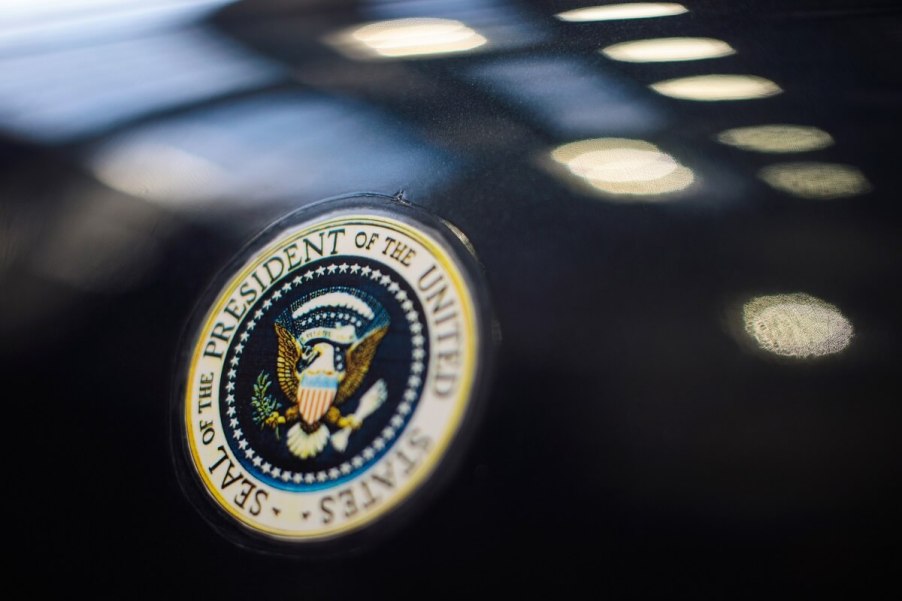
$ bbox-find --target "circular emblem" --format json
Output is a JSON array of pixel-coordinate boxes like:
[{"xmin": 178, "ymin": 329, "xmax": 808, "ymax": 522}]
[{"xmin": 175, "ymin": 197, "xmax": 489, "ymax": 545}]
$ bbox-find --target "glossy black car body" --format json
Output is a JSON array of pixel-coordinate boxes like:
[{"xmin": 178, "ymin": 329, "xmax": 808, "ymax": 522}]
[{"xmin": 4, "ymin": 0, "xmax": 900, "ymax": 596}]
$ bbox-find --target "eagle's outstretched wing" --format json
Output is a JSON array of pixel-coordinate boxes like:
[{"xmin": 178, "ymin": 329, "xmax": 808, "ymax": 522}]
[
  {"xmin": 336, "ymin": 326, "xmax": 388, "ymax": 404},
  {"xmin": 274, "ymin": 324, "xmax": 301, "ymax": 400}
]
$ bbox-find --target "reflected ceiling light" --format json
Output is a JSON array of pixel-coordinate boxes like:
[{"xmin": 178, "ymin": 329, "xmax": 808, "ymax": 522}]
[
  {"xmin": 758, "ymin": 162, "xmax": 871, "ymax": 199},
  {"xmin": 717, "ymin": 124, "xmax": 834, "ymax": 153},
  {"xmin": 550, "ymin": 138, "xmax": 694, "ymax": 199},
  {"xmin": 556, "ymin": 3, "xmax": 688, "ymax": 22},
  {"xmin": 602, "ymin": 37, "xmax": 735, "ymax": 62},
  {"xmin": 467, "ymin": 57, "xmax": 664, "ymax": 137},
  {"xmin": 650, "ymin": 74, "xmax": 781, "ymax": 101},
  {"xmin": 743, "ymin": 293, "xmax": 853, "ymax": 358},
  {"xmin": 0, "ymin": 0, "xmax": 237, "ymax": 54},
  {"xmin": 0, "ymin": 28, "xmax": 283, "ymax": 142},
  {"xmin": 87, "ymin": 92, "xmax": 452, "ymax": 209},
  {"xmin": 327, "ymin": 18, "xmax": 486, "ymax": 60},
  {"xmin": 91, "ymin": 142, "xmax": 231, "ymax": 205}
]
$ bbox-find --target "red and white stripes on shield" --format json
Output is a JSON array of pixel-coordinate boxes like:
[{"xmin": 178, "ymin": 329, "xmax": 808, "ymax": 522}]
[{"xmin": 296, "ymin": 378, "xmax": 338, "ymax": 425}]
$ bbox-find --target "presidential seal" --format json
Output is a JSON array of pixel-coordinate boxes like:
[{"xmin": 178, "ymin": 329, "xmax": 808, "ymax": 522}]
[{"xmin": 176, "ymin": 197, "xmax": 489, "ymax": 545}]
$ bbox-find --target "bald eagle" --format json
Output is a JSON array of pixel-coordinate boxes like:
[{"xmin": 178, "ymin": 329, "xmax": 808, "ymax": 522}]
[{"xmin": 267, "ymin": 323, "xmax": 387, "ymax": 459}]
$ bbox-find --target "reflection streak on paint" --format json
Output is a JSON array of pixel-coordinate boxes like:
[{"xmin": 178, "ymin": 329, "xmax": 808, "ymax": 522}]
[
  {"xmin": 92, "ymin": 143, "xmax": 231, "ymax": 204},
  {"xmin": 743, "ymin": 293, "xmax": 853, "ymax": 358},
  {"xmin": 602, "ymin": 37, "xmax": 735, "ymax": 63},
  {"xmin": 466, "ymin": 56, "xmax": 664, "ymax": 137},
  {"xmin": 717, "ymin": 125, "xmax": 835, "ymax": 153},
  {"xmin": 758, "ymin": 162, "xmax": 872, "ymax": 199},
  {"xmin": 87, "ymin": 92, "xmax": 453, "ymax": 209},
  {"xmin": 556, "ymin": 3, "xmax": 688, "ymax": 22},
  {"xmin": 550, "ymin": 138, "xmax": 694, "ymax": 199},
  {"xmin": 0, "ymin": 28, "xmax": 283, "ymax": 142},
  {"xmin": 650, "ymin": 74, "xmax": 782, "ymax": 101},
  {"xmin": 327, "ymin": 18, "xmax": 486, "ymax": 59},
  {"xmin": 0, "ymin": 0, "xmax": 237, "ymax": 54}
]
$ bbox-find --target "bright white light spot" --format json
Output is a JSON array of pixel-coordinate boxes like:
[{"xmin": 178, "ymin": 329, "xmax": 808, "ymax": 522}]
[
  {"xmin": 550, "ymin": 138, "xmax": 694, "ymax": 199},
  {"xmin": 327, "ymin": 18, "xmax": 486, "ymax": 60},
  {"xmin": 650, "ymin": 74, "xmax": 782, "ymax": 101},
  {"xmin": 556, "ymin": 3, "xmax": 688, "ymax": 22},
  {"xmin": 743, "ymin": 293, "xmax": 853, "ymax": 358},
  {"xmin": 568, "ymin": 148, "xmax": 679, "ymax": 182},
  {"xmin": 717, "ymin": 125, "xmax": 834, "ymax": 153},
  {"xmin": 602, "ymin": 37, "xmax": 734, "ymax": 63},
  {"xmin": 758, "ymin": 162, "xmax": 871, "ymax": 199}
]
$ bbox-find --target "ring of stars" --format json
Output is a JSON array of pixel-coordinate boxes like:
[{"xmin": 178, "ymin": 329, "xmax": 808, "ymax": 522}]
[{"xmin": 224, "ymin": 261, "xmax": 426, "ymax": 485}]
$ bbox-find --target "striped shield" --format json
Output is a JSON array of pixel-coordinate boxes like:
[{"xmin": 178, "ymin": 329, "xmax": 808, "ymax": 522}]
[{"xmin": 295, "ymin": 372, "xmax": 339, "ymax": 426}]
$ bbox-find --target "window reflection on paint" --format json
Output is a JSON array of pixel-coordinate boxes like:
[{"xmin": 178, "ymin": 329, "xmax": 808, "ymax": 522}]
[
  {"xmin": 0, "ymin": 28, "xmax": 283, "ymax": 142},
  {"xmin": 602, "ymin": 37, "xmax": 734, "ymax": 63},
  {"xmin": 758, "ymin": 162, "xmax": 871, "ymax": 199},
  {"xmin": 92, "ymin": 142, "xmax": 231, "ymax": 204},
  {"xmin": 326, "ymin": 18, "xmax": 487, "ymax": 60},
  {"xmin": 550, "ymin": 138, "xmax": 694, "ymax": 199},
  {"xmin": 743, "ymin": 293, "xmax": 853, "ymax": 358},
  {"xmin": 556, "ymin": 3, "xmax": 688, "ymax": 22},
  {"xmin": 650, "ymin": 74, "xmax": 782, "ymax": 101},
  {"xmin": 0, "ymin": 0, "xmax": 236, "ymax": 54},
  {"xmin": 467, "ymin": 56, "xmax": 664, "ymax": 137},
  {"xmin": 89, "ymin": 92, "xmax": 454, "ymax": 209},
  {"xmin": 717, "ymin": 125, "xmax": 834, "ymax": 153}
]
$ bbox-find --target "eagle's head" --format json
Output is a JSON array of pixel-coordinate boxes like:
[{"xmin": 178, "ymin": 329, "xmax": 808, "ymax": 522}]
[{"xmin": 298, "ymin": 340, "xmax": 343, "ymax": 378}]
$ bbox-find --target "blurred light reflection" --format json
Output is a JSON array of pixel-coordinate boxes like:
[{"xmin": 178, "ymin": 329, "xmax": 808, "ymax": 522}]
[
  {"xmin": 758, "ymin": 162, "xmax": 871, "ymax": 199},
  {"xmin": 0, "ymin": 0, "xmax": 236, "ymax": 55},
  {"xmin": 556, "ymin": 3, "xmax": 688, "ymax": 22},
  {"xmin": 717, "ymin": 125, "xmax": 834, "ymax": 153},
  {"xmin": 361, "ymin": 0, "xmax": 545, "ymax": 52},
  {"xmin": 602, "ymin": 37, "xmax": 735, "ymax": 63},
  {"xmin": 743, "ymin": 293, "xmax": 853, "ymax": 358},
  {"xmin": 93, "ymin": 144, "xmax": 231, "ymax": 204},
  {"xmin": 327, "ymin": 18, "xmax": 486, "ymax": 60},
  {"xmin": 88, "ymin": 92, "xmax": 453, "ymax": 209},
  {"xmin": 650, "ymin": 74, "xmax": 782, "ymax": 101},
  {"xmin": 468, "ymin": 57, "xmax": 664, "ymax": 137},
  {"xmin": 0, "ymin": 28, "xmax": 283, "ymax": 142},
  {"xmin": 550, "ymin": 138, "xmax": 694, "ymax": 200}
]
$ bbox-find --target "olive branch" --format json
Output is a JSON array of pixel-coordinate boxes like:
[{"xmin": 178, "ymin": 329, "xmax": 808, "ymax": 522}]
[{"xmin": 250, "ymin": 371, "xmax": 283, "ymax": 438}]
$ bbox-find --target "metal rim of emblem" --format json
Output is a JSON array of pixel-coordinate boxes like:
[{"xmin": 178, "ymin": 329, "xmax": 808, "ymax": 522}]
[{"xmin": 173, "ymin": 194, "xmax": 492, "ymax": 549}]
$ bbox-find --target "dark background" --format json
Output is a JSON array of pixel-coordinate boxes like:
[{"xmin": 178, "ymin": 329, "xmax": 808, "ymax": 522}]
[{"xmin": 2, "ymin": 0, "xmax": 900, "ymax": 596}]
